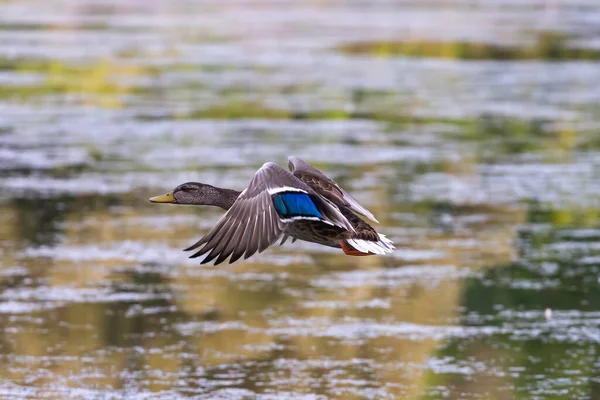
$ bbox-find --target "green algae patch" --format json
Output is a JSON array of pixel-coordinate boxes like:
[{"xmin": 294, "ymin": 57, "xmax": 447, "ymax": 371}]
[
  {"xmin": 339, "ymin": 32, "xmax": 600, "ymax": 61},
  {"xmin": 0, "ymin": 56, "xmax": 53, "ymax": 72},
  {"xmin": 182, "ymin": 103, "xmax": 291, "ymax": 120},
  {"xmin": 0, "ymin": 60, "xmax": 152, "ymax": 107},
  {"xmin": 455, "ymin": 114, "xmax": 588, "ymax": 161},
  {"xmin": 164, "ymin": 102, "xmax": 473, "ymax": 126}
]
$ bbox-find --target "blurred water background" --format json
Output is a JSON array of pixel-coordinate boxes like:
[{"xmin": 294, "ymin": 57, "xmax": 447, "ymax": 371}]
[{"xmin": 2, "ymin": 0, "xmax": 600, "ymax": 399}]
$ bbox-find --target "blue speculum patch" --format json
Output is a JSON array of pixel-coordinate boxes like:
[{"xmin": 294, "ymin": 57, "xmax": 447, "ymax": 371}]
[{"xmin": 272, "ymin": 192, "xmax": 322, "ymax": 219}]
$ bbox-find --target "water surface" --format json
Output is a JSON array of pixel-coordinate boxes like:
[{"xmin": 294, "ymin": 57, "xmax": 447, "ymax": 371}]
[{"xmin": 1, "ymin": 0, "xmax": 600, "ymax": 399}]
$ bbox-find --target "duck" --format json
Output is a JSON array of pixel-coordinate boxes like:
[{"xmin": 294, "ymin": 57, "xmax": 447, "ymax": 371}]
[{"xmin": 149, "ymin": 156, "xmax": 394, "ymax": 265}]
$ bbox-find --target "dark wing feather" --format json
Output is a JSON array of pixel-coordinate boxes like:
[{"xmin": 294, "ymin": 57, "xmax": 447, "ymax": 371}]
[
  {"xmin": 279, "ymin": 234, "xmax": 290, "ymax": 246},
  {"xmin": 185, "ymin": 162, "xmax": 352, "ymax": 265},
  {"xmin": 288, "ymin": 156, "xmax": 379, "ymax": 223}
]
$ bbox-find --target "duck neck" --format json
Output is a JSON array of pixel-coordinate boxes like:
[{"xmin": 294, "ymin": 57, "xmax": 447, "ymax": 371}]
[{"xmin": 214, "ymin": 187, "xmax": 241, "ymax": 210}]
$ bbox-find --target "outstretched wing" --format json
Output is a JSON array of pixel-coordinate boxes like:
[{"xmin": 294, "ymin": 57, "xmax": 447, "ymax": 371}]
[
  {"xmin": 288, "ymin": 156, "xmax": 379, "ymax": 223},
  {"xmin": 185, "ymin": 162, "xmax": 353, "ymax": 265}
]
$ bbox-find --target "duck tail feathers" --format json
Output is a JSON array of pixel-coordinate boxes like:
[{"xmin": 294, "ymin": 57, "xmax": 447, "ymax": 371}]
[{"xmin": 344, "ymin": 233, "xmax": 394, "ymax": 256}]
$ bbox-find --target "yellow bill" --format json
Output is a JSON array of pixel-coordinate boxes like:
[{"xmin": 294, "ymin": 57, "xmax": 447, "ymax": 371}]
[{"xmin": 149, "ymin": 191, "xmax": 176, "ymax": 203}]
